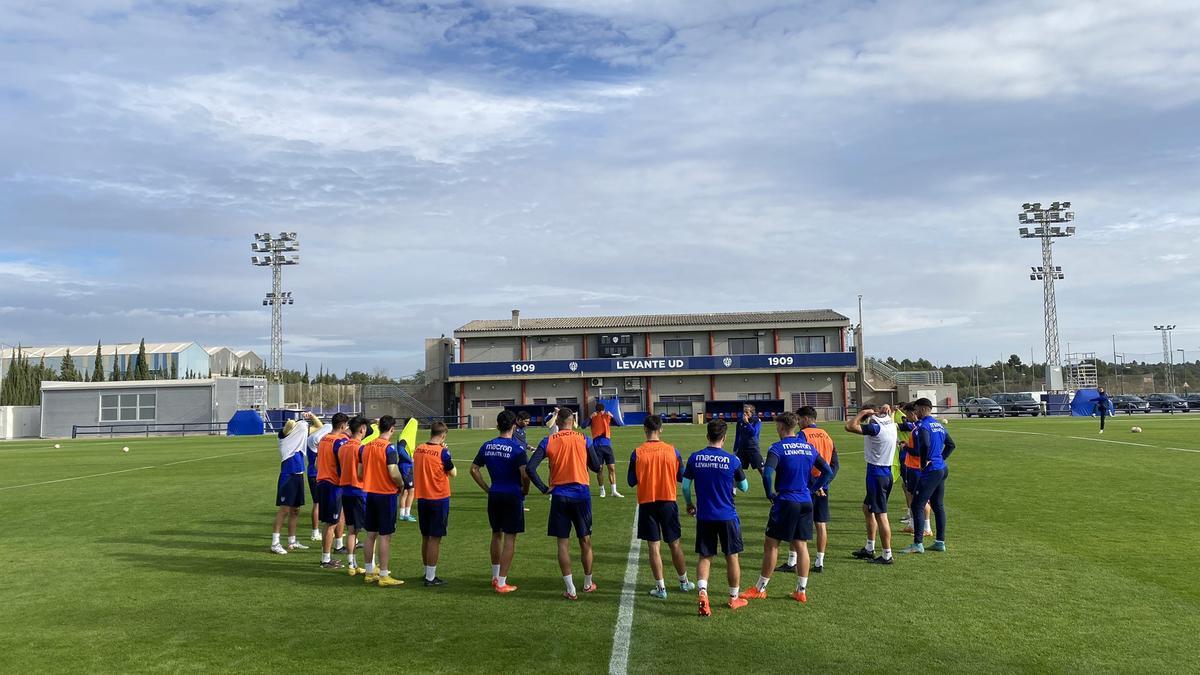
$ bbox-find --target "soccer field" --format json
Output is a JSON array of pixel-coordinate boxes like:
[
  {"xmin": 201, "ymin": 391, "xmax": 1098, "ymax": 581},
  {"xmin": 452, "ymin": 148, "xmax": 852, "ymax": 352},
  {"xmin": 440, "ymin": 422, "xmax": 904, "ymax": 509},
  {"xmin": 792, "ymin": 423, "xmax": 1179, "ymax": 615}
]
[{"xmin": 2, "ymin": 417, "xmax": 1199, "ymax": 673}]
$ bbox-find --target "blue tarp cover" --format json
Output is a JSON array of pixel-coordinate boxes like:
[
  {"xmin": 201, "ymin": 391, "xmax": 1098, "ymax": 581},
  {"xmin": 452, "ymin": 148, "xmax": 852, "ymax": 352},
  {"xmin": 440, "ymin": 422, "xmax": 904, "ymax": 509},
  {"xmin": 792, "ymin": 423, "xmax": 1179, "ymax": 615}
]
[
  {"xmin": 1069, "ymin": 389, "xmax": 1114, "ymax": 416},
  {"xmin": 227, "ymin": 410, "xmax": 265, "ymax": 436}
]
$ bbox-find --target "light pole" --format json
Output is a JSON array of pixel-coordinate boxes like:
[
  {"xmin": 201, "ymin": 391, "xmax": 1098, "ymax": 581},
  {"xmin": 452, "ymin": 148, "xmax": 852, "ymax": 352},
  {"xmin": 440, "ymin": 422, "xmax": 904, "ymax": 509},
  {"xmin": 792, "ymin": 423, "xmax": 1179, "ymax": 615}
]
[
  {"xmin": 1178, "ymin": 348, "xmax": 1187, "ymax": 393},
  {"xmin": 252, "ymin": 232, "xmax": 300, "ymax": 382},
  {"xmin": 1154, "ymin": 325, "xmax": 1176, "ymax": 393},
  {"xmin": 1019, "ymin": 201, "xmax": 1074, "ymax": 391}
]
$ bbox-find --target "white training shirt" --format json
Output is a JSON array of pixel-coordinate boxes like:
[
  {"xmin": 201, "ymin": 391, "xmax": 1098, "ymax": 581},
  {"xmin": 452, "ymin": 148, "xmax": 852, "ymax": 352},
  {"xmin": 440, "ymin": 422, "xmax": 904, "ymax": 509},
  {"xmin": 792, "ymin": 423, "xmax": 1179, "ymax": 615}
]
[{"xmin": 864, "ymin": 414, "xmax": 898, "ymax": 467}]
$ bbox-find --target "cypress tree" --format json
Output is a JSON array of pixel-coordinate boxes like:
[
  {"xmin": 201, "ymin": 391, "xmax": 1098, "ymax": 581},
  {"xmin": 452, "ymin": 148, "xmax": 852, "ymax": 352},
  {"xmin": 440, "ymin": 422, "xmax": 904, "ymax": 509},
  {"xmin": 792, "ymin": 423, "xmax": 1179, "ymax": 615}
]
[
  {"xmin": 112, "ymin": 348, "xmax": 122, "ymax": 382},
  {"xmin": 169, "ymin": 359, "xmax": 178, "ymax": 379},
  {"xmin": 92, "ymin": 341, "xmax": 105, "ymax": 382},
  {"xmin": 60, "ymin": 350, "xmax": 79, "ymax": 381},
  {"xmin": 134, "ymin": 339, "xmax": 150, "ymax": 380}
]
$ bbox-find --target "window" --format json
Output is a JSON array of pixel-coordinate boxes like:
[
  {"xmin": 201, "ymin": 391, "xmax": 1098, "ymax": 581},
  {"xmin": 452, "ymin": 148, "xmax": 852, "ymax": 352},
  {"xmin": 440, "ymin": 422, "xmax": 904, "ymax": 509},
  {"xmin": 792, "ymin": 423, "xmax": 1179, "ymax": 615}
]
[
  {"xmin": 728, "ymin": 337, "xmax": 759, "ymax": 354},
  {"xmin": 663, "ymin": 339, "xmax": 694, "ymax": 357},
  {"xmin": 555, "ymin": 397, "xmax": 578, "ymax": 405},
  {"xmin": 790, "ymin": 392, "xmax": 834, "ymax": 409},
  {"xmin": 794, "ymin": 336, "xmax": 827, "ymax": 353},
  {"xmin": 740, "ymin": 393, "xmax": 772, "ymax": 401},
  {"xmin": 100, "ymin": 392, "xmax": 156, "ymax": 422},
  {"xmin": 471, "ymin": 399, "xmax": 515, "ymax": 409},
  {"xmin": 659, "ymin": 394, "xmax": 705, "ymax": 403},
  {"xmin": 618, "ymin": 395, "xmax": 642, "ymax": 407},
  {"xmin": 532, "ymin": 398, "xmax": 548, "ymax": 405}
]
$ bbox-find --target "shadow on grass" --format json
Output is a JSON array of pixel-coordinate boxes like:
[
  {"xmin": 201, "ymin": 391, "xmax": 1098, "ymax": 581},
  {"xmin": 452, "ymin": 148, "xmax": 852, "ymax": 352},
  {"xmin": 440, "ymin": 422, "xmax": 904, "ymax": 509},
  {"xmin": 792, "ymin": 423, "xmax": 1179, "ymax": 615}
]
[{"xmin": 96, "ymin": 535, "xmax": 267, "ymax": 553}]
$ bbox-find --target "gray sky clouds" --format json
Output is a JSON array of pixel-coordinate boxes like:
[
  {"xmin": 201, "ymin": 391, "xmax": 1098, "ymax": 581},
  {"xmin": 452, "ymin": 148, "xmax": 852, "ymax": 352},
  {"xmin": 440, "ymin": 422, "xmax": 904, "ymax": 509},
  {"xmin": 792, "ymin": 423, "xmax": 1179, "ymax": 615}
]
[{"xmin": 2, "ymin": 0, "xmax": 1198, "ymax": 374}]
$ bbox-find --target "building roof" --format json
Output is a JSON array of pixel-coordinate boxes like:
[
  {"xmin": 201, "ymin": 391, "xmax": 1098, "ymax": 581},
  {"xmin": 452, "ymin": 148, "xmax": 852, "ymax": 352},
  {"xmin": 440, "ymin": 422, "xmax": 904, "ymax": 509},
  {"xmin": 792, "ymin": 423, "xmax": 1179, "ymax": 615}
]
[
  {"xmin": 3, "ymin": 342, "xmax": 203, "ymax": 359},
  {"xmin": 204, "ymin": 346, "xmax": 234, "ymax": 356},
  {"xmin": 456, "ymin": 310, "xmax": 849, "ymax": 335}
]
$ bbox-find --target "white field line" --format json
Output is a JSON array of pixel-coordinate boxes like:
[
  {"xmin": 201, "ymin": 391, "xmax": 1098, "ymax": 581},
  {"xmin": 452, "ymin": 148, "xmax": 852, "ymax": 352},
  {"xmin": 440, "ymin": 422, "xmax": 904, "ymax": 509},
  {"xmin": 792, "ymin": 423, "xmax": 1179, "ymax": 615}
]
[
  {"xmin": 971, "ymin": 427, "xmax": 1200, "ymax": 453},
  {"xmin": 608, "ymin": 505, "xmax": 641, "ymax": 675},
  {"xmin": 0, "ymin": 449, "xmax": 261, "ymax": 492}
]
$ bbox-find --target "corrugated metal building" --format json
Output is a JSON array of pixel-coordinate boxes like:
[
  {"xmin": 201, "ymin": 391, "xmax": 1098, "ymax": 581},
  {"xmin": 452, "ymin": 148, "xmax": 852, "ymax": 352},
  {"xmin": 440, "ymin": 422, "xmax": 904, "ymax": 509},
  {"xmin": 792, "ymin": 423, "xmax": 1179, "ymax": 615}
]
[{"xmin": 1, "ymin": 342, "xmax": 213, "ymax": 381}]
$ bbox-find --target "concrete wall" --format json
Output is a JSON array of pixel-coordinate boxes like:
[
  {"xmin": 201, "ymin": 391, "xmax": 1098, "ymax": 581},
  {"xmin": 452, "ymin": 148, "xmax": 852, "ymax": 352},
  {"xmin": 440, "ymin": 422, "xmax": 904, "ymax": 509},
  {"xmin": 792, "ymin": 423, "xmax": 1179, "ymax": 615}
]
[
  {"xmin": 0, "ymin": 406, "xmax": 40, "ymax": 440},
  {"xmin": 525, "ymin": 335, "xmax": 578, "ymax": 361},
  {"xmin": 713, "ymin": 373, "xmax": 775, "ymax": 399},
  {"xmin": 461, "ymin": 337, "xmax": 520, "ymax": 363}
]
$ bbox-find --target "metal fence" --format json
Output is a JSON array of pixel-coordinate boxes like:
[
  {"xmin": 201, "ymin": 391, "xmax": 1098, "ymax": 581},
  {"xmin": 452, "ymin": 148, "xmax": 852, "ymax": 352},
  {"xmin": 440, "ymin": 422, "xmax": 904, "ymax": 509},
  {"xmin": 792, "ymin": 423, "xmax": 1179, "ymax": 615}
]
[{"xmin": 72, "ymin": 422, "xmax": 229, "ymax": 438}]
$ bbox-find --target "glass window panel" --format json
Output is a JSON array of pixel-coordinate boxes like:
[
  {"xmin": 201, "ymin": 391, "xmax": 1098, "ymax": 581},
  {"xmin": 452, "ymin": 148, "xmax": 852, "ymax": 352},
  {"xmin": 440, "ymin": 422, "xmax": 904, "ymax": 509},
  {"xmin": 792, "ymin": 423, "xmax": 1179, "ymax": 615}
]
[
  {"xmin": 139, "ymin": 393, "xmax": 156, "ymax": 407},
  {"xmin": 119, "ymin": 408, "xmax": 137, "ymax": 421},
  {"xmin": 120, "ymin": 394, "xmax": 138, "ymax": 407},
  {"xmin": 101, "ymin": 394, "xmax": 118, "ymax": 408},
  {"xmin": 139, "ymin": 407, "xmax": 156, "ymax": 420}
]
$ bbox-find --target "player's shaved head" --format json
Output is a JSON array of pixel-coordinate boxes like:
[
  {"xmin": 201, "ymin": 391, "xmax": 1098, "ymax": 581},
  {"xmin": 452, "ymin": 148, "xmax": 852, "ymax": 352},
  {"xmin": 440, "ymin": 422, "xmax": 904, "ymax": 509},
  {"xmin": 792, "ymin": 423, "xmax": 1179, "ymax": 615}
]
[{"xmin": 556, "ymin": 407, "xmax": 575, "ymax": 428}]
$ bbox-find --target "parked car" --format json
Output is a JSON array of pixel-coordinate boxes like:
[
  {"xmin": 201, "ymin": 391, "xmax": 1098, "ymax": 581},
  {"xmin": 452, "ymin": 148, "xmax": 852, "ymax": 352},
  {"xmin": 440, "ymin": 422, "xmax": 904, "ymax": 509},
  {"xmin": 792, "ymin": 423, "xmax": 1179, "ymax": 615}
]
[
  {"xmin": 963, "ymin": 397, "xmax": 1004, "ymax": 418},
  {"xmin": 1145, "ymin": 393, "xmax": 1190, "ymax": 413},
  {"xmin": 1112, "ymin": 395, "xmax": 1151, "ymax": 414},
  {"xmin": 991, "ymin": 393, "xmax": 1041, "ymax": 416},
  {"xmin": 1185, "ymin": 393, "xmax": 1200, "ymax": 410}
]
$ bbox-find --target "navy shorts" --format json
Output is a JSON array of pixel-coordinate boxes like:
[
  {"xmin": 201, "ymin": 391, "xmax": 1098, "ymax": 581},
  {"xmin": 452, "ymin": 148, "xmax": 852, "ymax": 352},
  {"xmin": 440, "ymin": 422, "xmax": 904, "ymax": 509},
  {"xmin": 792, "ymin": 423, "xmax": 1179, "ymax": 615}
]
[
  {"xmin": 903, "ymin": 467, "xmax": 920, "ymax": 495},
  {"xmin": 594, "ymin": 442, "xmax": 615, "ymax": 466},
  {"xmin": 417, "ymin": 498, "xmax": 450, "ymax": 537},
  {"xmin": 548, "ymin": 495, "xmax": 592, "ymax": 539},
  {"xmin": 637, "ymin": 500, "xmax": 682, "ymax": 543},
  {"xmin": 364, "ymin": 492, "xmax": 398, "ymax": 536},
  {"xmin": 696, "ymin": 519, "xmax": 744, "ymax": 557},
  {"xmin": 316, "ymin": 480, "xmax": 342, "ymax": 524},
  {"xmin": 307, "ymin": 474, "xmax": 319, "ymax": 502},
  {"xmin": 863, "ymin": 471, "xmax": 894, "ymax": 514},
  {"xmin": 341, "ymin": 492, "xmax": 366, "ymax": 531},
  {"xmin": 812, "ymin": 493, "xmax": 830, "ymax": 524},
  {"xmin": 737, "ymin": 447, "xmax": 763, "ymax": 471},
  {"xmin": 276, "ymin": 474, "xmax": 305, "ymax": 508},
  {"xmin": 487, "ymin": 493, "xmax": 525, "ymax": 534},
  {"xmin": 765, "ymin": 500, "xmax": 814, "ymax": 542}
]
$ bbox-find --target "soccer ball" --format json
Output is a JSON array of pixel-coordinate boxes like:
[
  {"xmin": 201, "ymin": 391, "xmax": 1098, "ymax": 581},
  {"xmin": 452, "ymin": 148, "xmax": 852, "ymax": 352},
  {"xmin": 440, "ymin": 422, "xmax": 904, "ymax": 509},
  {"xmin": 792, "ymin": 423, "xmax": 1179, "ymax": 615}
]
[
  {"xmin": 1131, "ymin": 427, "xmax": 1143, "ymax": 434},
  {"xmin": 53, "ymin": 443, "xmax": 61, "ymax": 449},
  {"xmin": 941, "ymin": 418, "xmax": 949, "ymax": 425},
  {"xmin": 122, "ymin": 446, "xmax": 130, "ymax": 453}
]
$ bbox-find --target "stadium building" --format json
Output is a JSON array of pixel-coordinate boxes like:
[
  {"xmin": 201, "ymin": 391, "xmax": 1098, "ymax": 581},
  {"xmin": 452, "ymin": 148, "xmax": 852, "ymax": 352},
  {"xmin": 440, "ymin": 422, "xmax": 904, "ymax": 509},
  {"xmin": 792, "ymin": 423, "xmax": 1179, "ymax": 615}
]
[{"xmin": 448, "ymin": 310, "xmax": 856, "ymax": 426}]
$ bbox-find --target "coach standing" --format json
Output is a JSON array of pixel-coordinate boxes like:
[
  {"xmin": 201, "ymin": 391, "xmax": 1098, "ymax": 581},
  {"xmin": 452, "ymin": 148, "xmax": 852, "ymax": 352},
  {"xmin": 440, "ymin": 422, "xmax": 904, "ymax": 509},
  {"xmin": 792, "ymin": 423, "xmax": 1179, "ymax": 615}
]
[{"xmin": 734, "ymin": 404, "xmax": 763, "ymax": 475}]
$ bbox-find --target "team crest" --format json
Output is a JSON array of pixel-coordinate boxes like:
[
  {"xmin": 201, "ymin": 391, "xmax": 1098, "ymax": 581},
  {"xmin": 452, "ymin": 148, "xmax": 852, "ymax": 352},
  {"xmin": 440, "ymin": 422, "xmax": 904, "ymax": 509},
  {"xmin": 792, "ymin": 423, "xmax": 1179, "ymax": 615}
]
[
  {"xmin": 569, "ymin": 361, "xmax": 579, "ymax": 372},
  {"xmin": 722, "ymin": 357, "xmax": 733, "ymax": 368}
]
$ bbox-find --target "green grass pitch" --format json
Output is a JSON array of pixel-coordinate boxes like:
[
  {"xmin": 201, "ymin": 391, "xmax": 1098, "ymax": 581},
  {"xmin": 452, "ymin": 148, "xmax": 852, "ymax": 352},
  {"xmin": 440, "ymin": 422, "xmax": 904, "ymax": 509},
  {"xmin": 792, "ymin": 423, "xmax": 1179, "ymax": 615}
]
[{"xmin": 2, "ymin": 416, "xmax": 1199, "ymax": 673}]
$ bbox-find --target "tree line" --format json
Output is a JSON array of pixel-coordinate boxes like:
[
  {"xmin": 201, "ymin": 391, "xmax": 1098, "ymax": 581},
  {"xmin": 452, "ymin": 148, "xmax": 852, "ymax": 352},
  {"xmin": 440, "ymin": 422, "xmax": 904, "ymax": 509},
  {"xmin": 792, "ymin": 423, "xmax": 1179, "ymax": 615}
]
[{"xmin": 0, "ymin": 339, "xmax": 195, "ymax": 406}]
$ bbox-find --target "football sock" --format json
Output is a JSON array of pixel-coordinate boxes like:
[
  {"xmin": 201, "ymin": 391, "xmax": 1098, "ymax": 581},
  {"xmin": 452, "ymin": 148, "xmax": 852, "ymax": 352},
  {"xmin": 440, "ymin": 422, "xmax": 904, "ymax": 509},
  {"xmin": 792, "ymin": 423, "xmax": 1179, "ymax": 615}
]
[
  {"xmin": 755, "ymin": 576, "xmax": 770, "ymax": 592},
  {"xmin": 815, "ymin": 552, "xmax": 825, "ymax": 566},
  {"xmin": 655, "ymin": 579, "xmax": 666, "ymax": 591},
  {"xmin": 678, "ymin": 573, "xmax": 689, "ymax": 584},
  {"xmin": 498, "ymin": 576, "xmax": 507, "ymax": 587},
  {"xmin": 287, "ymin": 535, "xmax": 297, "ymax": 545},
  {"xmin": 347, "ymin": 554, "xmax": 356, "ymax": 568},
  {"xmin": 787, "ymin": 551, "xmax": 798, "ymax": 566},
  {"xmin": 729, "ymin": 586, "xmax": 739, "ymax": 598},
  {"xmin": 584, "ymin": 574, "xmax": 594, "ymax": 589},
  {"xmin": 365, "ymin": 562, "xmax": 375, "ymax": 574},
  {"xmin": 698, "ymin": 580, "xmax": 708, "ymax": 592},
  {"xmin": 883, "ymin": 548, "xmax": 893, "ymax": 560},
  {"xmin": 335, "ymin": 537, "xmax": 345, "ymax": 549},
  {"xmin": 564, "ymin": 574, "xmax": 576, "ymax": 595},
  {"xmin": 271, "ymin": 533, "xmax": 281, "ymax": 545},
  {"xmin": 797, "ymin": 576, "xmax": 808, "ymax": 592},
  {"xmin": 492, "ymin": 564, "xmax": 501, "ymax": 580},
  {"xmin": 321, "ymin": 552, "xmax": 331, "ymax": 563},
  {"xmin": 865, "ymin": 539, "xmax": 875, "ymax": 553},
  {"xmin": 311, "ymin": 528, "xmax": 320, "ymax": 539},
  {"xmin": 380, "ymin": 569, "xmax": 390, "ymax": 578},
  {"xmin": 425, "ymin": 566, "xmax": 436, "ymax": 581}
]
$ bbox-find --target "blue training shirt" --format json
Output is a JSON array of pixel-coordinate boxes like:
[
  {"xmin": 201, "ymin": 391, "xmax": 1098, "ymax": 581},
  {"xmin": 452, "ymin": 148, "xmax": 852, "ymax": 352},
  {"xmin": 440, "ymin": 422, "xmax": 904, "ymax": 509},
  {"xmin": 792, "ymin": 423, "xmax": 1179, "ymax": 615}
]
[
  {"xmin": 473, "ymin": 437, "xmax": 528, "ymax": 496},
  {"xmin": 684, "ymin": 448, "xmax": 745, "ymax": 521},
  {"xmin": 395, "ymin": 441, "xmax": 414, "ymax": 485},
  {"xmin": 914, "ymin": 416, "xmax": 951, "ymax": 472},
  {"xmin": 734, "ymin": 418, "xmax": 761, "ymax": 453},
  {"xmin": 764, "ymin": 435, "xmax": 830, "ymax": 503}
]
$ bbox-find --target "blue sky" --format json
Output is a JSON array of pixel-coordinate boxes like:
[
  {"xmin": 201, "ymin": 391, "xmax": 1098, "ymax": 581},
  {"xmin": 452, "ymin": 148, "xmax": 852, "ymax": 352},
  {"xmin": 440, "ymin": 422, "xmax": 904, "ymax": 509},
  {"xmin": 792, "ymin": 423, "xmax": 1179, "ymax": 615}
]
[{"xmin": 2, "ymin": 0, "xmax": 1199, "ymax": 374}]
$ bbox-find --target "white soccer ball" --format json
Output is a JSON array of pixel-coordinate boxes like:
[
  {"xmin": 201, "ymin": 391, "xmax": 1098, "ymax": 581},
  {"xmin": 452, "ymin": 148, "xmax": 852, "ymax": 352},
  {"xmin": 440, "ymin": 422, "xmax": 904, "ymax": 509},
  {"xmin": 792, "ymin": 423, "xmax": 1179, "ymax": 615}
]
[
  {"xmin": 122, "ymin": 446, "xmax": 130, "ymax": 452},
  {"xmin": 53, "ymin": 443, "xmax": 61, "ymax": 449},
  {"xmin": 1131, "ymin": 427, "xmax": 1142, "ymax": 434},
  {"xmin": 941, "ymin": 418, "xmax": 949, "ymax": 425}
]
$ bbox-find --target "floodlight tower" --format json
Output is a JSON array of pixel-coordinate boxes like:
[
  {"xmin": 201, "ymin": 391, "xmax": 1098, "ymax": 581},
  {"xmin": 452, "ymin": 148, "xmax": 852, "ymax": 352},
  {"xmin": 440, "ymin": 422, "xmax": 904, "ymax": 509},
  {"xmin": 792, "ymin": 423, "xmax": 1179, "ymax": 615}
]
[
  {"xmin": 1154, "ymin": 325, "xmax": 1176, "ymax": 392},
  {"xmin": 1019, "ymin": 201, "xmax": 1075, "ymax": 391},
  {"xmin": 251, "ymin": 232, "xmax": 300, "ymax": 381}
]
